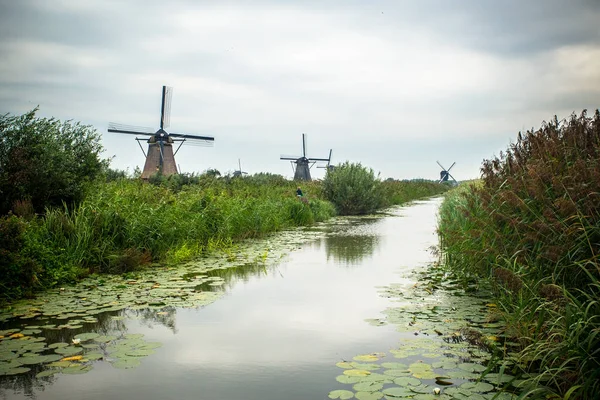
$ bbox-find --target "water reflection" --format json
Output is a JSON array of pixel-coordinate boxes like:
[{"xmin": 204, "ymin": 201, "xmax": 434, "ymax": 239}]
[
  {"xmin": 1, "ymin": 199, "xmax": 443, "ymax": 400},
  {"xmin": 316, "ymin": 215, "xmax": 382, "ymax": 266},
  {"xmin": 323, "ymin": 234, "xmax": 380, "ymax": 265}
]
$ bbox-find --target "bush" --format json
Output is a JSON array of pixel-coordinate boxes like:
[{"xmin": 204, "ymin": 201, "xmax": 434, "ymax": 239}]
[
  {"xmin": 0, "ymin": 108, "xmax": 108, "ymax": 215},
  {"xmin": 0, "ymin": 216, "xmax": 42, "ymax": 300},
  {"xmin": 321, "ymin": 162, "xmax": 382, "ymax": 215}
]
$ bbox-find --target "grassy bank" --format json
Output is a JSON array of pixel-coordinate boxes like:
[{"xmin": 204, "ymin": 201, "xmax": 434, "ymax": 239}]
[
  {"xmin": 1, "ymin": 171, "xmax": 447, "ymax": 302},
  {"xmin": 437, "ymin": 110, "xmax": 600, "ymax": 399}
]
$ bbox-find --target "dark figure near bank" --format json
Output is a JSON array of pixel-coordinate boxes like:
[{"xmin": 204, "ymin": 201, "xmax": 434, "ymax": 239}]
[{"xmin": 296, "ymin": 187, "xmax": 303, "ymax": 197}]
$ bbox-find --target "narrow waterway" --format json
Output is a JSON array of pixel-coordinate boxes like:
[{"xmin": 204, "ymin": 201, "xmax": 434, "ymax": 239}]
[{"xmin": 2, "ymin": 199, "xmax": 445, "ymax": 400}]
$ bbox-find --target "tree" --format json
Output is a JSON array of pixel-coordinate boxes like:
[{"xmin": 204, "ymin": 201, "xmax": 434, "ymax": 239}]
[{"xmin": 0, "ymin": 108, "xmax": 108, "ymax": 214}]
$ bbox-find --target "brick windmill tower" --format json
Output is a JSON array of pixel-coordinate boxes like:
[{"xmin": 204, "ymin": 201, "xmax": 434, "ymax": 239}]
[{"xmin": 108, "ymin": 86, "xmax": 214, "ymax": 179}]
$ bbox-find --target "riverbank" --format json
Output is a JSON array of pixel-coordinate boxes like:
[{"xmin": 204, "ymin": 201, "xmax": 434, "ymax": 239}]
[
  {"xmin": 0, "ymin": 173, "xmax": 448, "ymax": 302},
  {"xmin": 437, "ymin": 111, "xmax": 600, "ymax": 399}
]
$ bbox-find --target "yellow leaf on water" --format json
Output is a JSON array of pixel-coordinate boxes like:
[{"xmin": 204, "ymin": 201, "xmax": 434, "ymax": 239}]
[
  {"xmin": 343, "ymin": 369, "xmax": 371, "ymax": 377},
  {"xmin": 486, "ymin": 303, "xmax": 497, "ymax": 308},
  {"xmin": 61, "ymin": 356, "xmax": 83, "ymax": 362},
  {"xmin": 10, "ymin": 333, "xmax": 25, "ymax": 339}
]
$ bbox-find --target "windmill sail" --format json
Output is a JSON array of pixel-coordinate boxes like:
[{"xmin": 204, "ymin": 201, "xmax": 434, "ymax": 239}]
[{"xmin": 108, "ymin": 85, "xmax": 214, "ymax": 179}]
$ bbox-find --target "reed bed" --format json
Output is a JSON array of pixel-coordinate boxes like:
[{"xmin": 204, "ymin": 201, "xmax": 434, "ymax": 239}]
[{"xmin": 437, "ymin": 110, "xmax": 600, "ymax": 399}]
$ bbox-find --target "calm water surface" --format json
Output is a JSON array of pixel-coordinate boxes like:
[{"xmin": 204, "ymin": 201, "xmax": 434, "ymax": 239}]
[{"xmin": 2, "ymin": 198, "xmax": 441, "ymax": 400}]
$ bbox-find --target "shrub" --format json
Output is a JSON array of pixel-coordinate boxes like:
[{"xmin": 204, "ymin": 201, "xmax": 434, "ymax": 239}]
[
  {"xmin": 0, "ymin": 108, "xmax": 108, "ymax": 215},
  {"xmin": 321, "ymin": 162, "xmax": 382, "ymax": 215}
]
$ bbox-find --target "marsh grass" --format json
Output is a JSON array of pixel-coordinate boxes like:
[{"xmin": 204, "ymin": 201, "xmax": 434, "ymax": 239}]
[
  {"xmin": 2, "ymin": 172, "xmax": 445, "ymax": 301},
  {"xmin": 438, "ymin": 110, "xmax": 600, "ymax": 399}
]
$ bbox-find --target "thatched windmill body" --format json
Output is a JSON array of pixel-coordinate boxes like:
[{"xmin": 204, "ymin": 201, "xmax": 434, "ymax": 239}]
[
  {"xmin": 108, "ymin": 86, "xmax": 214, "ymax": 179},
  {"xmin": 280, "ymin": 134, "xmax": 331, "ymax": 181}
]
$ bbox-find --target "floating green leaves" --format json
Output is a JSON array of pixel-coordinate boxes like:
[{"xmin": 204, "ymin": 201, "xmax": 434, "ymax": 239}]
[
  {"xmin": 327, "ymin": 263, "xmax": 525, "ymax": 399},
  {"xmin": 328, "ymin": 389, "xmax": 354, "ymax": 399}
]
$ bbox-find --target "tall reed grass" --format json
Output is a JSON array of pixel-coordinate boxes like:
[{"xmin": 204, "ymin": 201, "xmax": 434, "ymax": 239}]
[
  {"xmin": 438, "ymin": 110, "xmax": 600, "ymax": 399},
  {"xmin": 1, "ymin": 172, "xmax": 446, "ymax": 301}
]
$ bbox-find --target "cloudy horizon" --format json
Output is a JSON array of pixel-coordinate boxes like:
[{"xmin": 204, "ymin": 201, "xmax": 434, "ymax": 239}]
[{"xmin": 1, "ymin": 0, "xmax": 598, "ymax": 180}]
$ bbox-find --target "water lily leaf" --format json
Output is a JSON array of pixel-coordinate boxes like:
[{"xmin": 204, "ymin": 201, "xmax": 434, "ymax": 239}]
[
  {"xmin": 336, "ymin": 375, "xmax": 361, "ymax": 384},
  {"xmin": 125, "ymin": 349, "xmax": 154, "ymax": 357},
  {"xmin": 355, "ymin": 392, "xmax": 383, "ymax": 400},
  {"xmin": 1, "ymin": 366, "xmax": 31, "ymax": 375},
  {"xmin": 353, "ymin": 382, "xmax": 383, "ymax": 392},
  {"xmin": 54, "ymin": 347, "xmax": 83, "ymax": 356},
  {"xmin": 457, "ymin": 363, "xmax": 486, "ymax": 372},
  {"xmin": 111, "ymin": 358, "xmax": 141, "ymax": 369},
  {"xmin": 350, "ymin": 362, "xmax": 381, "ymax": 371},
  {"xmin": 353, "ymin": 354, "xmax": 379, "ymax": 362},
  {"xmin": 384, "ymin": 369, "xmax": 412, "ymax": 377},
  {"xmin": 124, "ymin": 333, "xmax": 144, "ymax": 339},
  {"xmin": 460, "ymin": 381, "xmax": 494, "ymax": 393},
  {"xmin": 344, "ymin": 369, "xmax": 371, "ymax": 377},
  {"xmin": 82, "ymin": 353, "xmax": 103, "ymax": 361},
  {"xmin": 44, "ymin": 354, "xmax": 63, "ymax": 363},
  {"xmin": 328, "ymin": 389, "xmax": 354, "ymax": 399},
  {"xmin": 20, "ymin": 355, "xmax": 48, "ymax": 364},
  {"xmin": 93, "ymin": 335, "xmax": 117, "ymax": 343},
  {"xmin": 380, "ymin": 362, "xmax": 407, "ymax": 369},
  {"xmin": 36, "ymin": 369, "xmax": 57, "ymax": 378},
  {"xmin": 48, "ymin": 361, "xmax": 71, "ymax": 368},
  {"xmin": 336, "ymin": 361, "xmax": 354, "ymax": 369},
  {"xmin": 61, "ymin": 355, "xmax": 83, "ymax": 362},
  {"xmin": 382, "ymin": 387, "xmax": 412, "ymax": 397},
  {"xmin": 393, "ymin": 377, "xmax": 421, "ymax": 386},
  {"xmin": 61, "ymin": 365, "xmax": 93, "ymax": 375},
  {"xmin": 74, "ymin": 333, "xmax": 100, "ymax": 342},
  {"xmin": 48, "ymin": 343, "xmax": 69, "ymax": 349}
]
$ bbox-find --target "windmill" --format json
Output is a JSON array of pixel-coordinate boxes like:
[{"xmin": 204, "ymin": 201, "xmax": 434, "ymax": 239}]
[
  {"xmin": 108, "ymin": 86, "xmax": 214, "ymax": 179},
  {"xmin": 232, "ymin": 159, "xmax": 248, "ymax": 177},
  {"xmin": 280, "ymin": 134, "xmax": 331, "ymax": 181},
  {"xmin": 437, "ymin": 161, "xmax": 458, "ymax": 184},
  {"xmin": 317, "ymin": 149, "xmax": 334, "ymax": 171}
]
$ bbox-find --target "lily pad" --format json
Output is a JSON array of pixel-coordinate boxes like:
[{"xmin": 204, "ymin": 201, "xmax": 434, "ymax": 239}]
[
  {"xmin": 36, "ymin": 369, "xmax": 57, "ymax": 378},
  {"xmin": 344, "ymin": 369, "xmax": 371, "ymax": 377},
  {"xmin": 74, "ymin": 333, "xmax": 100, "ymax": 342},
  {"xmin": 460, "ymin": 381, "xmax": 494, "ymax": 393},
  {"xmin": 355, "ymin": 392, "xmax": 383, "ymax": 400},
  {"xmin": 110, "ymin": 358, "xmax": 141, "ymax": 369},
  {"xmin": 328, "ymin": 390, "xmax": 354, "ymax": 399},
  {"xmin": 382, "ymin": 387, "xmax": 412, "ymax": 397},
  {"xmin": 353, "ymin": 381, "xmax": 383, "ymax": 392},
  {"xmin": 54, "ymin": 346, "xmax": 83, "ymax": 356}
]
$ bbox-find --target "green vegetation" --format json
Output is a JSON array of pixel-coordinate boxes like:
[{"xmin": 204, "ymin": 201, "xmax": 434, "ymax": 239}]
[
  {"xmin": 437, "ymin": 110, "xmax": 600, "ymax": 399},
  {"xmin": 322, "ymin": 162, "xmax": 448, "ymax": 215},
  {"xmin": 0, "ymin": 108, "xmax": 108, "ymax": 215},
  {"xmin": 0, "ymin": 110, "xmax": 448, "ymax": 302}
]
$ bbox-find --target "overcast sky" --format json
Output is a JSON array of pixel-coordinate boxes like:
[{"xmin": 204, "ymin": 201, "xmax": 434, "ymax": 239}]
[{"xmin": 1, "ymin": 0, "xmax": 598, "ymax": 180}]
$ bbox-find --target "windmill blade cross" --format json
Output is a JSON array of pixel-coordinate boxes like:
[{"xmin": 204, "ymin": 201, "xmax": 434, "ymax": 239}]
[
  {"xmin": 436, "ymin": 160, "xmax": 446, "ymax": 171},
  {"xmin": 302, "ymin": 133, "xmax": 307, "ymax": 158},
  {"xmin": 108, "ymin": 122, "xmax": 155, "ymax": 136},
  {"xmin": 160, "ymin": 86, "xmax": 173, "ymax": 129},
  {"xmin": 447, "ymin": 162, "xmax": 456, "ymax": 172}
]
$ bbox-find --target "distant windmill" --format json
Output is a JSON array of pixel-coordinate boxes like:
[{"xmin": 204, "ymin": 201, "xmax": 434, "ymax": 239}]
[
  {"xmin": 108, "ymin": 86, "xmax": 214, "ymax": 179},
  {"xmin": 437, "ymin": 161, "xmax": 458, "ymax": 184},
  {"xmin": 232, "ymin": 159, "xmax": 248, "ymax": 177},
  {"xmin": 317, "ymin": 149, "xmax": 334, "ymax": 171},
  {"xmin": 280, "ymin": 134, "xmax": 331, "ymax": 181}
]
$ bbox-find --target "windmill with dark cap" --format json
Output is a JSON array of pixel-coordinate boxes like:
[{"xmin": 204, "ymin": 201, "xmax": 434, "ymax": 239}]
[
  {"xmin": 280, "ymin": 134, "xmax": 331, "ymax": 181},
  {"xmin": 108, "ymin": 86, "xmax": 214, "ymax": 179},
  {"xmin": 437, "ymin": 160, "xmax": 458, "ymax": 184}
]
